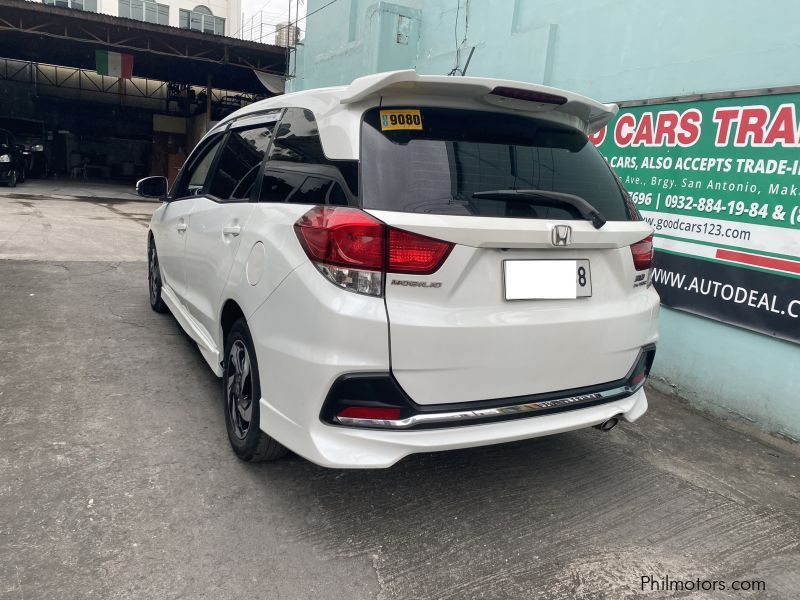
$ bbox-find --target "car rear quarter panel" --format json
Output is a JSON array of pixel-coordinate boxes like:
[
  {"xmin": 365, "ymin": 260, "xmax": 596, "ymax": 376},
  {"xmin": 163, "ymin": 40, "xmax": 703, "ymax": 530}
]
[
  {"xmin": 248, "ymin": 260, "xmax": 391, "ymax": 437},
  {"xmin": 216, "ymin": 203, "xmax": 314, "ymax": 348}
]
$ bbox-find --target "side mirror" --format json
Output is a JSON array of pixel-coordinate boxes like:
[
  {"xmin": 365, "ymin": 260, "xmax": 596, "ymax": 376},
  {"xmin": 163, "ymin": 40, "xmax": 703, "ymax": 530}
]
[{"xmin": 136, "ymin": 176, "xmax": 169, "ymax": 199}]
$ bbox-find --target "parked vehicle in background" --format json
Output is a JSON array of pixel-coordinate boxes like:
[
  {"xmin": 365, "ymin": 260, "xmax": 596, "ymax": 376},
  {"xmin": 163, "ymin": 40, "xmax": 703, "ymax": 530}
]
[
  {"xmin": 139, "ymin": 70, "xmax": 659, "ymax": 469},
  {"xmin": 0, "ymin": 129, "xmax": 24, "ymax": 187},
  {"xmin": 0, "ymin": 118, "xmax": 46, "ymax": 178}
]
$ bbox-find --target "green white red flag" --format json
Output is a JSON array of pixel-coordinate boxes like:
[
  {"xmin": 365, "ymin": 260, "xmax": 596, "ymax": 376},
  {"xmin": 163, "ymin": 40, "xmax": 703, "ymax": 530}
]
[{"xmin": 95, "ymin": 50, "xmax": 134, "ymax": 79}]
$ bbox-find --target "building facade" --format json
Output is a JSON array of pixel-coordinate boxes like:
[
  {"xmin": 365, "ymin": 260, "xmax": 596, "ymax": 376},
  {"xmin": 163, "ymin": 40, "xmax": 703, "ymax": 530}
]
[
  {"xmin": 274, "ymin": 22, "xmax": 301, "ymax": 48},
  {"xmin": 288, "ymin": 0, "xmax": 800, "ymax": 441},
  {"xmin": 43, "ymin": 0, "xmax": 241, "ymax": 38}
]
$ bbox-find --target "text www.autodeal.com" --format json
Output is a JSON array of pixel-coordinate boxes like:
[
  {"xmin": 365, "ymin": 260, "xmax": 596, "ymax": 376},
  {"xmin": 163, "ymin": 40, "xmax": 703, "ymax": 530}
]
[
  {"xmin": 644, "ymin": 216, "xmax": 752, "ymax": 241},
  {"xmin": 651, "ymin": 267, "xmax": 800, "ymax": 318}
]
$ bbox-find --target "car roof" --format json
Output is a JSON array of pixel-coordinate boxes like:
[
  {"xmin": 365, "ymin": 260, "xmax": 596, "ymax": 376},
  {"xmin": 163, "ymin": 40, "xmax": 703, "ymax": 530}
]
[{"xmin": 213, "ymin": 70, "xmax": 617, "ymax": 160}]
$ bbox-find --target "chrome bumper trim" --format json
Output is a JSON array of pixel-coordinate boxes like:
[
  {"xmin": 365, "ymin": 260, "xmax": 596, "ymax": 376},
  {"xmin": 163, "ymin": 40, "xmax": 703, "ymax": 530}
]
[{"xmin": 334, "ymin": 380, "xmax": 644, "ymax": 429}]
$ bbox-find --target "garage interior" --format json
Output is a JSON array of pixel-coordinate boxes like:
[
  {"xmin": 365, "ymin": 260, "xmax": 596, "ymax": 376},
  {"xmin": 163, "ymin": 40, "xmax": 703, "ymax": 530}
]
[{"xmin": 0, "ymin": 0, "xmax": 286, "ymax": 185}]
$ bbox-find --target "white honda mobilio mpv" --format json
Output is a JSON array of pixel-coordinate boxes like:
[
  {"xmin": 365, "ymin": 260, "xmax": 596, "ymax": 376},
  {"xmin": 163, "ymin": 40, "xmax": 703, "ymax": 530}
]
[{"xmin": 139, "ymin": 70, "xmax": 659, "ymax": 468}]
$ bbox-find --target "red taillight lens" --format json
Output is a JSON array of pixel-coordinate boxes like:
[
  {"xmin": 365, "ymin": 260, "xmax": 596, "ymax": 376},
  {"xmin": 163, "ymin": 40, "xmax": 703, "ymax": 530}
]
[
  {"xmin": 630, "ymin": 371, "xmax": 646, "ymax": 387},
  {"xmin": 294, "ymin": 206, "xmax": 385, "ymax": 270},
  {"xmin": 337, "ymin": 407, "xmax": 401, "ymax": 420},
  {"xmin": 631, "ymin": 235, "xmax": 654, "ymax": 271},
  {"xmin": 389, "ymin": 228, "xmax": 454, "ymax": 274},
  {"xmin": 628, "ymin": 346, "xmax": 655, "ymax": 389},
  {"xmin": 294, "ymin": 207, "xmax": 453, "ymax": 295}
]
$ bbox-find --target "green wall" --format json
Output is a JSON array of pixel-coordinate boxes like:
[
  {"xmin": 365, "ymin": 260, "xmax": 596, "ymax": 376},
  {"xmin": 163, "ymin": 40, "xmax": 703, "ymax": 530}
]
[{"xmin": 291, "ymin": 0, "xmax": 800, "ymax": 440}]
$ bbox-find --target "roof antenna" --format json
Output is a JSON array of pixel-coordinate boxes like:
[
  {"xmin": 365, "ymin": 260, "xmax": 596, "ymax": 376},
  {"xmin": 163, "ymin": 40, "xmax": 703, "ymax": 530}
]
[{"xmin": 461, "ymin": 46, "xmax": 475, "ymax": 76}]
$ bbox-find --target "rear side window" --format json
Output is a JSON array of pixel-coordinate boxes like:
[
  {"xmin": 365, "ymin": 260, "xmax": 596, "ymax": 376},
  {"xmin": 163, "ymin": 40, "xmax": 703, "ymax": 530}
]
[
  {"xmin": 361, "ymin": 107, "xmax": 633, "ymax": 221},
  {"xmin": 289, "ymin": 176, "xmax": 332, "ymax": 204},
  {"xmin": 258, "ymin": 107, "xmax": 358, "ymax": 205},
  {"xmin": 260, "ymin": 170, "xmax": 305, "ymax": 203},
  {"xmin": 207, "ymin": 122, "xmax": 276, "ymax": 202}
]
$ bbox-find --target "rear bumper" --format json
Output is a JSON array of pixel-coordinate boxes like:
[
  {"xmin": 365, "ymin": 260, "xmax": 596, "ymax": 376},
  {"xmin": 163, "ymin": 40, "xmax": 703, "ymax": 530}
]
[
  {"xmin": 260, "ymin": 387, "xmax": 647, "ymax": 468},
  {"xmin": 321, "ymin": 345, "xmax": 654, "ymax": 429},
  {"xmin": 250, "ymin": 261, "xmax": 655, "ymax": 468}
]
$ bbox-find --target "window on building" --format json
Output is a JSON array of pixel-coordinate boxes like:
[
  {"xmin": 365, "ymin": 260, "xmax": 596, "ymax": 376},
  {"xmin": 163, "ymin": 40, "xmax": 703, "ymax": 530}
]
[
  {"xmin": 179, "ymin": 5, "xmax": 225, "ymax": 36},
  {"xmin": 118, "ymin": 0, "xmax": 169, "ymax": 25},
  {"xmin": 44, "ymin": 0, "xmax": 97, "ymax": 11}
]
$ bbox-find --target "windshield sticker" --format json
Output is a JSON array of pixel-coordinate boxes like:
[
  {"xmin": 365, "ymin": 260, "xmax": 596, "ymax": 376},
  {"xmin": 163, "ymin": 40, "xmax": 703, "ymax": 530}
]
[{"xmin": 380, "ymin": 109, "xmax": 423, "ymax": 131}]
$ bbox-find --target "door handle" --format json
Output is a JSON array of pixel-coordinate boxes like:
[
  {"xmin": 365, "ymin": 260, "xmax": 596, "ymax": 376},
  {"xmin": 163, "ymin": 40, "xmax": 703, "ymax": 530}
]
[
  {"xmin": 223, "ymin": 225, "xmax": 241, "ymax": 237},
  {"xmin": 176, "ymin": 223, "xmax": 187, "ymax": 233}
]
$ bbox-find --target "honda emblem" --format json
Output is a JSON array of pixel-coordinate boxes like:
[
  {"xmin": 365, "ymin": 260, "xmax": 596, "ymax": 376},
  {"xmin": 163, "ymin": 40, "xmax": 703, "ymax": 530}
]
[{"xmin": 551, "ymin": 224, "xmax": 572, "ymax": 246}]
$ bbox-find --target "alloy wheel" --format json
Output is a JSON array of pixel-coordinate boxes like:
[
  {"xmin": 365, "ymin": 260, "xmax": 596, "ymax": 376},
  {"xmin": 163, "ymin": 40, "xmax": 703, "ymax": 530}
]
[
  {"xmin": 226, "ymin": 340, "xmax": 253, "ymax": 440},
  {"xmin": 149, "ymin": 245, "xmax": 160, "ymax": 305}
]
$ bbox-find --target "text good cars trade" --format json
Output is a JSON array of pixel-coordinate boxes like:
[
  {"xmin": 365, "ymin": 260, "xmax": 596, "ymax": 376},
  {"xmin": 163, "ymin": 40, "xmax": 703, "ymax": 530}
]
[{"xmin": 140, "ymin": 70, "xmax": 659, "ymax": 468}]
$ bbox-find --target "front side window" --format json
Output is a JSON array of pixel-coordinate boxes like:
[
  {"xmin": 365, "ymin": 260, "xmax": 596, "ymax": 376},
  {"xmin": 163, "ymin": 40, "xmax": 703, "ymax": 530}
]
[
  {"xmin": 207, "ymin": 121, "xmax": 276, "ymax": 202},
  {"xmin": 171, "ymin": 135, "xmax": 223, "ymax": 199},
  {"xmin": 361, "ymin": 107, "xmax": 634, "ymax": 221},
  {"xmin": 258, "ymin": 107, "xmax": 358, "ymax": 205}
]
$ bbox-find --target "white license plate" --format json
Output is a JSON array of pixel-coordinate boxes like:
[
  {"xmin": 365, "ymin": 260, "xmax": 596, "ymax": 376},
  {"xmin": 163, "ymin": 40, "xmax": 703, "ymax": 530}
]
[{"xmin": 503, "ymin": 260, "xmax": 592, "ymax": 300}]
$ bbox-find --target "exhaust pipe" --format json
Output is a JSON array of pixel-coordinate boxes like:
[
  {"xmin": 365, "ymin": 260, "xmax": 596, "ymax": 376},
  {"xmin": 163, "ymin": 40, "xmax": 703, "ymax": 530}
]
[{"xmin": 594, "ymin": 417, "xmax": 619, "ymax": 432}]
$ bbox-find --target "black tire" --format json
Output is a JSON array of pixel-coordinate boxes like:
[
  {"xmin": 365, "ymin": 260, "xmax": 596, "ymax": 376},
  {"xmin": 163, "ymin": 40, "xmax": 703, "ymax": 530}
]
[
  {"xmin": 148, "ymin": 239, "xmax": 168, "ymax": 313},
  {"xmin": 223, "ymin": 319, "xmax": 288, "ymax": 462},
  {"xmin": 6, "ymin": 170, "xmax": 16, "ymax": 188}
]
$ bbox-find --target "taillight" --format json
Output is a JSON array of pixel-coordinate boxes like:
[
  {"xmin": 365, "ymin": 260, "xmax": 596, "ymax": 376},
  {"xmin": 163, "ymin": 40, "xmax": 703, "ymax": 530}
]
[
  {"xmin": 294, "ymin": 206, "xmax": 384, "ymax": 269},
  {"xmin": 294, "ymin": 206, "xmax": 385, "ymax": 296},
  {"xmin": 388, "ymin": 228, "xmax": 453, "ymax": 274},
  {"xmin": 294, "ymin": 206, "xmax": 453, "ymax": 296},
  {"xmin": 631, "ymin": 235, "xmax": 654, "ymax": 271}
]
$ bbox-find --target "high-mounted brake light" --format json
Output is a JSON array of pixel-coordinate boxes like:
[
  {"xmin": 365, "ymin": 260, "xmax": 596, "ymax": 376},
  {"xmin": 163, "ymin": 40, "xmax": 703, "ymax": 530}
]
[
  {"xmin": 631, "ymin": 235, "xmax": 654, "ymax": 271},
  {"xmin": 490, "ymin": 86, "xmax": 568, "ymax": 106},
  {"xmin": 294, "ymin": 206, "xmax": 453, "ymax": 296}
]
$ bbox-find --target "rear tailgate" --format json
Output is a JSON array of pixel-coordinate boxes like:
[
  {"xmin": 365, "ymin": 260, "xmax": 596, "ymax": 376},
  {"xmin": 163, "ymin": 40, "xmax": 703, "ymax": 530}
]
[
  {"xmin": 372, "ymin": 212, "xmax": 659, "ymax": 405},
  {"xmin": 360, "ymin": 103, "xmax": 659, "ymax": 406}
]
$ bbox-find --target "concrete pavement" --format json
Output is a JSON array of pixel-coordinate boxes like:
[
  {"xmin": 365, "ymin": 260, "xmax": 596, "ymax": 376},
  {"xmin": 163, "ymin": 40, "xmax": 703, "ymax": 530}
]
[
  {"xmin": 0, "ymin": 183, "xmax": 152, "ymax": 261},
  {"xmin": 0, "ymin": 189, "xmax": 798, "ymax": 599},
  {"xmin": 4, "ymin": 178, "xmax": 143, "ymax": 203}
]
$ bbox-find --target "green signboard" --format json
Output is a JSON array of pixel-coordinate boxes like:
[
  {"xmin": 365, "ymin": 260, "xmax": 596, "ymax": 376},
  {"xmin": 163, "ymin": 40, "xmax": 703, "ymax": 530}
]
[{"xmin": 590, "ymin": 93, "xmax": 800, "ymax": 344}]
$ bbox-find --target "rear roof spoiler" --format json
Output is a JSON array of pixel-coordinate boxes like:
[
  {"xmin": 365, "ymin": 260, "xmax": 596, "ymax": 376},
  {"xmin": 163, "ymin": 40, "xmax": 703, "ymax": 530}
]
[{"xmin": 339, "ymin": 70, "xmax": 617, "ymax": 133}]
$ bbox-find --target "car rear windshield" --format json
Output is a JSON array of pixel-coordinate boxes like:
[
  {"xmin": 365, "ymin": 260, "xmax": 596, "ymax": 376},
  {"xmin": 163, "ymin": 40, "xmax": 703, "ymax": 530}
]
[{"xmin": 360, "ymin": 107, "xmax": 634, "ymax": 221}]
